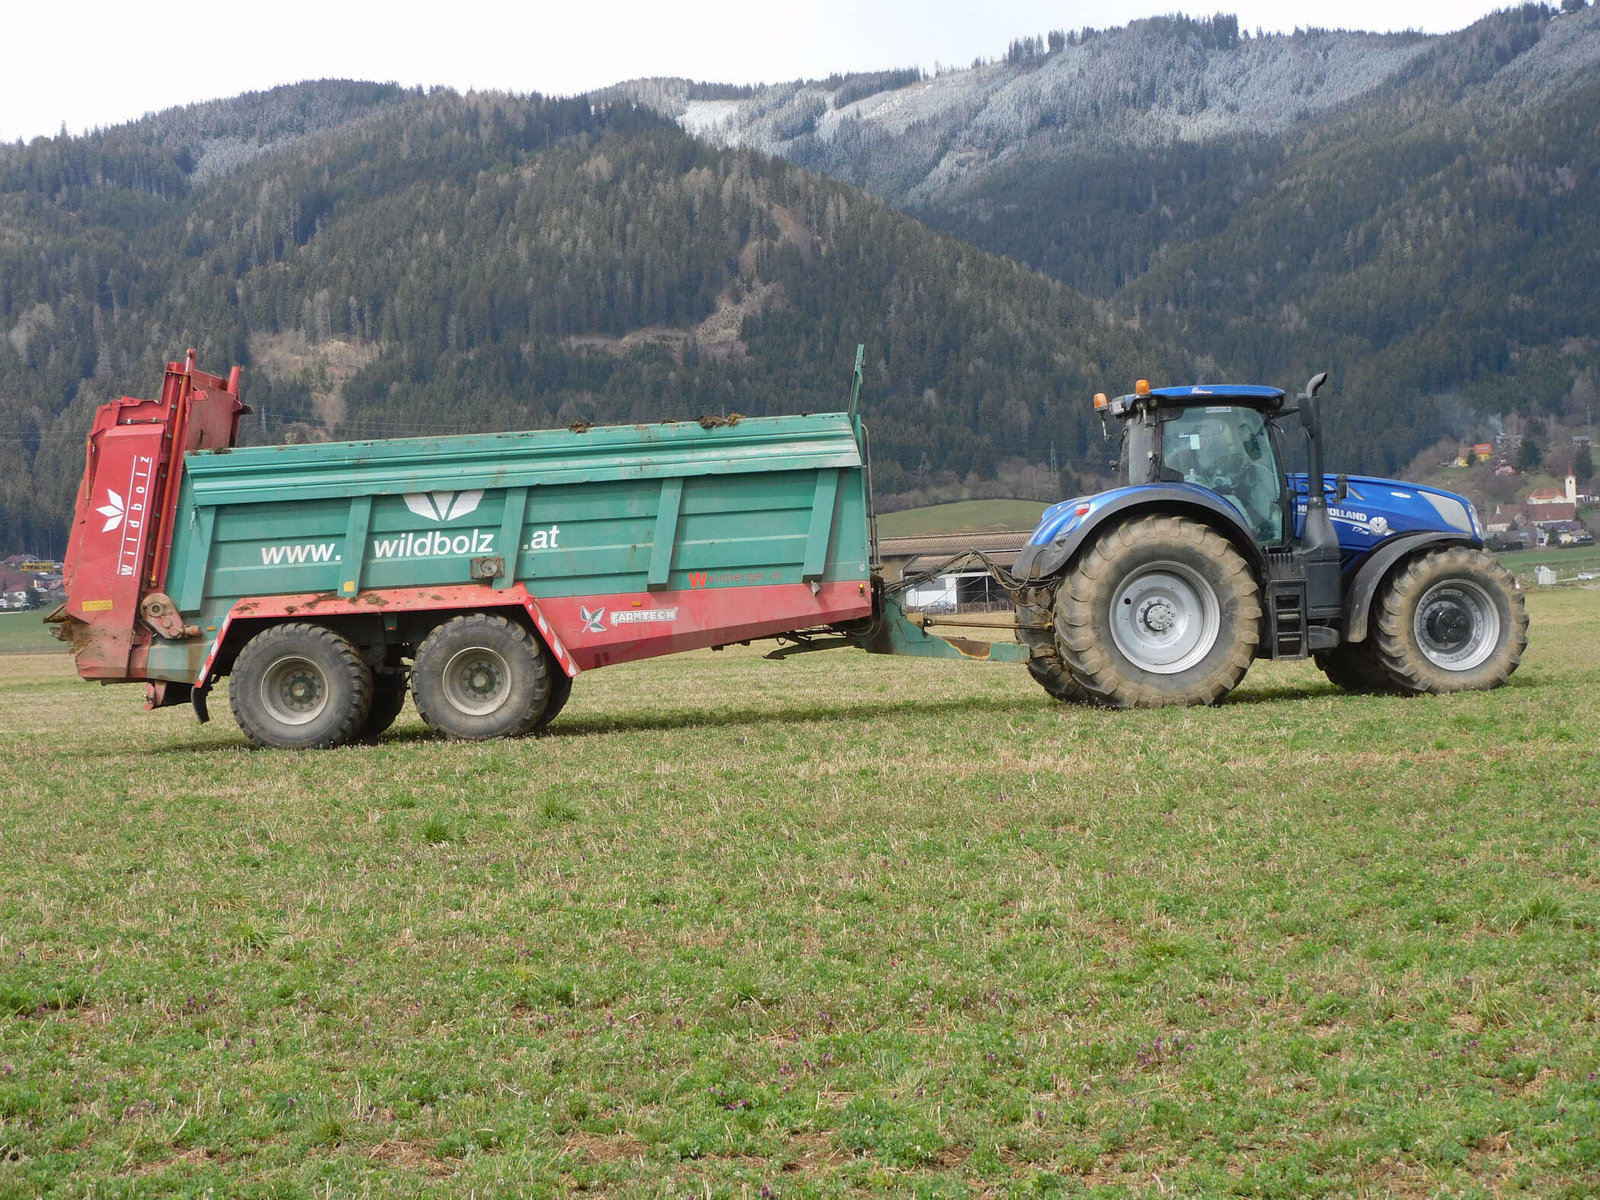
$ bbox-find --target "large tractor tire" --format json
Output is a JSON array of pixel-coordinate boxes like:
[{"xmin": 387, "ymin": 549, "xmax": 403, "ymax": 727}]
[
  {"xmin": 1015, "ymin": 588, "xmax": 1094, "ymax": 705},
  {"xmin": 1371, "ymin": 547, "xmax": 1528, "ymax": 694},
  {"xmin": 230, "ymin": 623, "xmax": 374, "ymax": 750},
  {"xmin": 1053, "ymin": 514, "xmax": 1261, "ymax": 707},
  {"xmin": 411, "ymin": 613, "xmax": 553, "ymax": 740},
  {"xmin": 356, "ymin": 669, "xmax": 411, "ymax": 740},
  {"xmin": 1314, "ymin": 641, "xmax": 1395, "ymax": 694}
]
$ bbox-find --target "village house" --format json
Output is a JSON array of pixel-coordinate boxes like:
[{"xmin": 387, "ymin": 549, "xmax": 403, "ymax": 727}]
[{"xmin": 1525, "ymin": 472, "xmax": 1578, "ymax": 506}]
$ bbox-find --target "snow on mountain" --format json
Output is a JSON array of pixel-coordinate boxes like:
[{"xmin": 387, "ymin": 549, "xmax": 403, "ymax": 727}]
[{"xmin": 610, "ymin": 10, "xmax": 1599, "ymax": 210}]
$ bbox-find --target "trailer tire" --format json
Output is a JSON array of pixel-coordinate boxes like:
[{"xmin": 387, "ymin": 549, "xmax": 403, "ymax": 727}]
[
  {"xmin": 1371, "ymin": 547, "xmax": 1527, "ymax": 694},
  {"xmin": 1054, "ymin": 514, "xmax": 1260, "ymax": 707},
  {"xmin": 1313, "ymin": 642, "xmax": 1396, "ymax": 694},
  {"xmin": 412, "ymin": 613, "xmax": 552, "ymax": 740},
  {"xmin": 230, "ymin": 623, "xmax": 374, "ymax": 749},
  {"xmin": 357, "ymin": 669, "xmax": 411, "ymax": 740},
  {"xmin": 525, "ymin": 665, "xmax": 572, "ymax": 733}
]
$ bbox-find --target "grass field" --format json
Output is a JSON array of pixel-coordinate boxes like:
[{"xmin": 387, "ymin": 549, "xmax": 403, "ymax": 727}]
[
  {"xmin": 1496, "ymin": 546, "xmax": 1600, "ymax": 585},
  {"xmin": 877, "ymin": 501, "xmax": 1049, "ymax": 538},
  {"xmin": 1, "ymin": 591, "xmax": 1597, "ymax": 1198},
  {"xmin": 0, "ymin": 612, "xmax": 62, "ymax": 656}
]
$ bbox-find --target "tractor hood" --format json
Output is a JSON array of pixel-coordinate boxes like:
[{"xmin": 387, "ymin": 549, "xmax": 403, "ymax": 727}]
[{"xmin": 1290, "ymin": 474, "xmax": 1482, "ymax": 558}]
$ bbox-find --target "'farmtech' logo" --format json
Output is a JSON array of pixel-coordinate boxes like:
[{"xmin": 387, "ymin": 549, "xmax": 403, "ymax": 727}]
[
  {"xmin": 96, "ymin": 490, "xmax": 126, "ymax": 532},
  {"xmin": 403, "ymin": 490, "xmax": 483, "ymax": 521},
  {"xmin": 577, "ymin": 605, "xmax": 679, "ymax": 635}
]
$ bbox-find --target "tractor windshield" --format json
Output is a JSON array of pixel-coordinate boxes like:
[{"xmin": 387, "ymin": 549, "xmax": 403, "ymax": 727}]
[{"xmin": 1161, "ymin": 406, "xmax": 1284, "ymax": 544}]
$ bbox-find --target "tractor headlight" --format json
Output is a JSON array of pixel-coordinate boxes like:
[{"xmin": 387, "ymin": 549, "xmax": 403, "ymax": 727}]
[
  {"xmin": 1466, "ymin": 501, "xmax": 1482, "ymax": 539},
  {"xmin": 1422, "ymin": 491, "xmax": 1476, "ymax": 536}
]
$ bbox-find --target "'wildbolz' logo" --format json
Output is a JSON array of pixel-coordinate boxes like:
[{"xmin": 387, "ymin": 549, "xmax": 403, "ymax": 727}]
[{"xmin": 403, "ymin": 490, "xmax": 483, "ymax": 522}]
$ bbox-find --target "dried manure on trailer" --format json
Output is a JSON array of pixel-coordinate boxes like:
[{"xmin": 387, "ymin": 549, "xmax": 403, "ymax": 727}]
[{"xmin": 48, "ymin": 351, "xmax": 1527, "ymax": 747}]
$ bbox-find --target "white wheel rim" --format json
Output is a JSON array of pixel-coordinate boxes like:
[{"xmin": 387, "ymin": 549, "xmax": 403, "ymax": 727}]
[
  {"xmin": 1414, "ymin": 578, "xmax": 1500, "ymax": 672},
  {"xmin": 441, "ymin": 646, "xmax": 512, "ymax": 716},
  {"xmin": 259, "ymin": 655, "xmax": 329, "ymax": 727},
  {"xmin": 1109, "ymin": 560, "xmax": 1221, "ymax": 675}
]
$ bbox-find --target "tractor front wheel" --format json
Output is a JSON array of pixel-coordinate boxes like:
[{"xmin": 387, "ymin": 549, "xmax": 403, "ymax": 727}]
[
  {"xmin": 1054, "ymin": 514, "xmax": 1260, "ymax": 707},
  {"xmin": 1371, "ymin": 547, "xmax": 1527, "ymax": 694}
]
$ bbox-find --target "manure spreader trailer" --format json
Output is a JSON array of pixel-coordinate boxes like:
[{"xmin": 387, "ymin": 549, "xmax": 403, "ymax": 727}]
[{"xmin": 50, "ymin": 350, "xmax": 1525, "ymax": 747}]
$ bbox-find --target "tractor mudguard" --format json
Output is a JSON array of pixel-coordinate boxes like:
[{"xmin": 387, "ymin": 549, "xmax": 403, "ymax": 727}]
[
  {"xmin": 1014, "ymin": 486, "xmax": 1268, "ymax": 583},
  {"xmin": 1342, "ymin": 530, "xmax": 1477, "ymax": 643}
]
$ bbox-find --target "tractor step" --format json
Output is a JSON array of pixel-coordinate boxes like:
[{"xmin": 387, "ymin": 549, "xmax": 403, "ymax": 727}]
[{"xmin": 1265, "ymin": 578, "xmax": 1310, "ymax": 660}]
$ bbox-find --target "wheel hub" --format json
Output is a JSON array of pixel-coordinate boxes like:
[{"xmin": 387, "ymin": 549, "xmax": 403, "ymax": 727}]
[
  {"xmin": 1108, "ymin": 560, "xmax": 1222, "ymax": 675},
  {"xmin": 260, "ymin": 656, "xmax": 329, "ymax": 727},
  {"xmin": 1139, "ymin": 598, "xmax": 1176, "ymax": 634},
  {"xmin": 441, "ymin": 647, "xmax": 513, "ymax": 716},
  {"xmin": 1413, "ymin": 579, "xmax": 1499, "ymax": 671}
]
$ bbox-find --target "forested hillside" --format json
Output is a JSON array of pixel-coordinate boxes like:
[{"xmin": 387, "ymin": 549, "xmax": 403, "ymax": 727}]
[
  {"xmin": 0, "ymin": 87, "xmax": 1175, "ymax": 550},
  {"xmin": 6, "ymin": 7, "xmax": 1597, "ymax": 553},
  {"xmin": 619, "ymin": 5, "xmax": 1600, "ymax": 478}
]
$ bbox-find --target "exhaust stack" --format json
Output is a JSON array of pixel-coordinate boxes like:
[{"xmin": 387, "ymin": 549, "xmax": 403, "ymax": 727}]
[{"xmin": 1298, "ymin": 372, "xmax": 1341, "ymax": 619}]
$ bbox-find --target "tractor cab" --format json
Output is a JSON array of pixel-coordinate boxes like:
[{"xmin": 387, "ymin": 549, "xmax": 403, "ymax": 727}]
[{"xmin": 1106, "ymin": 383, "xmax": 1291, "ymax": 546}]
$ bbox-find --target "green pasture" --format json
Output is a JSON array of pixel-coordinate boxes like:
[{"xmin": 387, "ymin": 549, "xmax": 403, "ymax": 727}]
[
  {"xmin": 876, "ymin": 500, "xmax": 1048, "ymax": 537},
  {"xmin": 1, "ymin": 591, "xmax": 1597, "ymax": 1198},
  {"xmin": 0, "ymin": 612, "xmax": 61, "ymax": 656},
  {"xmin": 1496, "ymin": 546, "xmax": 1600, "ymax": 584}
]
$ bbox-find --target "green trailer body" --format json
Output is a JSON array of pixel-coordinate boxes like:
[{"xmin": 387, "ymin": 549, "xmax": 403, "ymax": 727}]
[{"xmin": 155, "ymin": 411, "xmax": 878, "ymax": 685}]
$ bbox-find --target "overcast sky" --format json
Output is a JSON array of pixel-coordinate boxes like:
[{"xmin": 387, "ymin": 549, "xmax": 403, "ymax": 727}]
[{"xmin": 4, "ymin": 0, "xmax": 1512, "ymax": 144}]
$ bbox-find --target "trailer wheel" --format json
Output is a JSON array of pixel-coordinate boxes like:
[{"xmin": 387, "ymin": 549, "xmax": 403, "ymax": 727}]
[
  {"xmin": 525, "ymin": 666, "xmax": 572, "ymax": 733},
  {"xmin": 1313, "ymin": 642, "xmax": 1395, "ymax": 694},
  {"xmin": 230, "ymin": 623, "xmax": 374, "ymax": 749},
  {"xmin": 1371, "ymin": 547, "xmax": 1527, "ymax": 694},
  {"xmin": 412, "ymin": 613, "xmax": 552, "ymax": 740},
  {"xmin": 357, "ymin": 669, "xmax": 411, "ymax": 740},
  {"xmin": 1054, "ymin": 514, "xmax": 1260, "ymax": 707}
]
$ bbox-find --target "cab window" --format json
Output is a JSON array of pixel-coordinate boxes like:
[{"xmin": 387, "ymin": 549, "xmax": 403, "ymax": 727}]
[{"xmin": 1160, "ymin": 406, "xmax": 1284, "ymax": 545}]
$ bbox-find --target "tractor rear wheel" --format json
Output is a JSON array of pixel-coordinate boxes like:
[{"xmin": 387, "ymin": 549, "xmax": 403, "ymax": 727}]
[
  {"xmin": 1314, "ymin": 641, "xmax": 1394, "ymax": 694},
  {"xmin": 230, "ymin": 623, "xmax": 374, "ymax": 749},
  {"xmin": 412, "ymin": 613, "xmax": 553, "ymax": 740},
  {"xmin": 1371, "ymin": 547, "xmax": 1527, "ymax": 694},
  {"xmin": 1015, "ymin": 588, "xmax": 1094, "ymax": 704},
  {"xmin": 1054, "ymin": 514, "xmax": 1260, "ymax": 707}
]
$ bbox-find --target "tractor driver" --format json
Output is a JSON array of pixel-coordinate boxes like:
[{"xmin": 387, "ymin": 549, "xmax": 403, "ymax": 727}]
[
  {"xmin": 1164, "ymin": 409, "xmax": 1283, "ymax": 544},
  {"xmin": 1212, "ymin": 423, "xmax": 1282, "ymax": 543}
]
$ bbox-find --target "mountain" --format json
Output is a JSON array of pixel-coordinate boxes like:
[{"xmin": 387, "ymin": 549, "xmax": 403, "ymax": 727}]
[
  {"xmin": 0, "ymin": 86, "xmax": 1177, "ymax": 551},
  {"xmin": 613, "ymin": 5, "xmax": 1600, "ymax": 477},
  {"xmin": 6, "ymin": 8, "xmax": 1597, "ymax": 554}
]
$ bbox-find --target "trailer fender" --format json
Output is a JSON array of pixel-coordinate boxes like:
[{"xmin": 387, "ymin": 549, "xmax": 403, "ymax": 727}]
[
  {"xmin": 1013, "ymin": 486, "xmax": 1267, "ymax": 583},
  {"xmin": 193, "ymin": 584, "xmax": 579, "ymax": 690},
  {"xmin": 1342, "ymin": 531, "xmax": 1476, "ymax": 643}
]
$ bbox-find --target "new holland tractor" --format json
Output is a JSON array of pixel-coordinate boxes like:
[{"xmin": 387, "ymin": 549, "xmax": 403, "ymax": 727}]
[{"xmin": 1012, "ymin": 374, "xmax": 1529, "ymax": 707}]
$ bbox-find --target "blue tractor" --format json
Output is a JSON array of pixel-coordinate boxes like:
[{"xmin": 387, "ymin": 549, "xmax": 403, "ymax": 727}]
[{"xmin": 1012, "ymin": 374, "xmax": 1529, "ymax": 706}]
